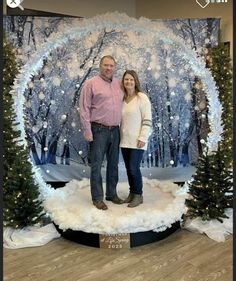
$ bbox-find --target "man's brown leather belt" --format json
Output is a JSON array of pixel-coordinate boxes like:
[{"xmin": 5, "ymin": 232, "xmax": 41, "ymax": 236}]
[{"xmin": 91, "ymin": 122, "xmax": 119, "ymax": 130}]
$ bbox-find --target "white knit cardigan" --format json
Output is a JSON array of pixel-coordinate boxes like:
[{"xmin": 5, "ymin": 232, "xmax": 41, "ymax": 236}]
[{"xmin": 120, "ymin": 92, "xmax": 152, "ymax": 150}]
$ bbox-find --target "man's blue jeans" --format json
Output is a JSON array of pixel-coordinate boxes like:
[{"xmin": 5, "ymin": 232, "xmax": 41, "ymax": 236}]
[
  {"xmin": 90, "ymin": 124, "xmax": 120, "ymax": 202},
  {"xmin": 121, "ymin": 148, "xmax": 144, "ymax": 195}
]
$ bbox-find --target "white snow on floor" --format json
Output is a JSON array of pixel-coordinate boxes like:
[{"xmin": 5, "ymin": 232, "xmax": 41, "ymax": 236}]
[{"xmin": 43, "ymin": 178, "xmax": 188, "ymax": 234}]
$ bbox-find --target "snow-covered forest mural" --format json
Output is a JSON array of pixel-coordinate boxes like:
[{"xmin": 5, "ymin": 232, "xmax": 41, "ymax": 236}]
[{"xmin": 4, "ymin": 15, "xmax": 220, "ymax": 181}]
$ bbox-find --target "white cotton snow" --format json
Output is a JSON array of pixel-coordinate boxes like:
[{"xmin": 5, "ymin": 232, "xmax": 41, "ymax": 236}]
[{"xmin": 43, "ymin": 178, "xmax": 187, "ymax": 234}]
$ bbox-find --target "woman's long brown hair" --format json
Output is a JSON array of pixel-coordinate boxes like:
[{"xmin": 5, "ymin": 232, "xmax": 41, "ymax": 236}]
[{"xmin": 122, "ymin": 70, "xmax": 142, "ymax": 100}]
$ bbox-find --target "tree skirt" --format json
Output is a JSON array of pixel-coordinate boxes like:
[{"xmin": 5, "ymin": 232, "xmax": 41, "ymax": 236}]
[
  {"xmin": 183, "ymin": 208, "xmax": 233, "ymax": 242},
  {"xmin": 4, "ymin": 224, "xmax": 60, "ymax": 249}
]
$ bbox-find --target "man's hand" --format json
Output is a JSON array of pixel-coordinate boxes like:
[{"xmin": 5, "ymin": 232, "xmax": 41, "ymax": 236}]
[
  {"xmin": 137, "ymin": 140, "xmax": 145, "ymax": 148},
  {"xmin": 85, "ymin": 135, "xmax": 93, "ymax": 142}
]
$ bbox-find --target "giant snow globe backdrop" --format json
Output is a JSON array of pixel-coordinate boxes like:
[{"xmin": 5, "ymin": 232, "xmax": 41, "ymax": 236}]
[{"xmin": 4, "ymin": 14, "xmax": 221, "ymax": 183}]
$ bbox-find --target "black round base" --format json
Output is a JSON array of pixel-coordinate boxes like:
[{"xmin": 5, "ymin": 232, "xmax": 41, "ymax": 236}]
[{"xmin": 54, "ymin": 221, "xmax": 180, "ymax": 248}]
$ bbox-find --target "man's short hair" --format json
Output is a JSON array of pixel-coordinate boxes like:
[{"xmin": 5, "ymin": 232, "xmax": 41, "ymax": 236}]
[{"xmin": 100, "ymin": 55, "xmax": 116, "ymax": 66}]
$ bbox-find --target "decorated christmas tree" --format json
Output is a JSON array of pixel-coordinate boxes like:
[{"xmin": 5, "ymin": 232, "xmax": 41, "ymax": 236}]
[
  {"xmin": 185, "ymin": 147, "xmax": 233, "ymax": 222},
  {"xmin": 3, "ymin": 34, "xmax": 44, "ymax": 229},
  {"xmin": 185, "ymin": 41, "xmax": 233, "ymax": 222},
  {"xmin": 207, "ymin": 42, "xmax": 233, "ymax": 169}
]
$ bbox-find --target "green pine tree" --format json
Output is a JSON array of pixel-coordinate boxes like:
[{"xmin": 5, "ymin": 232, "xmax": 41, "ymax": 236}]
[
  {"xmin": 185, "ymin": 149, "xmax": 213, "ymax": 221},
  {"xmin": 208, "ymin": 43, "xmax": 233, "ymax": 169},
  {"xmin": 208, "ymin": 148, "xmax": 233, "ymax": 216},
  {"xmin": 3, "ymin": 34, "xmax": 44, "ymax": 229},
  {"xmin": 185, "ymin": 40, "xmax": 233, "ymax": 223},
  {"xmin": 185, "ymin": 148, "xmax": 233, "ymax": 223}
]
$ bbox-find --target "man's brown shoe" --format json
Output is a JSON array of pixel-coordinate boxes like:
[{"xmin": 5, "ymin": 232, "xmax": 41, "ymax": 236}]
[
  {"xmin": 106, "ymin": 195, "xmax": 124, "ymax": 204},
  {"xmin": 93, "ymin": 201, "xmax": 108, "ymax": 210}
]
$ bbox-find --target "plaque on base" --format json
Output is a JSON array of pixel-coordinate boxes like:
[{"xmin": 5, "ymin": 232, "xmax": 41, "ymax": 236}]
[{"xmin": 99, "ymin": 233, "xmax": 130, "ymax": 249}]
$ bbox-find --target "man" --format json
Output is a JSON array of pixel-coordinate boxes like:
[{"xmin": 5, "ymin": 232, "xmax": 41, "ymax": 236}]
[{"xmin": 79, "ymin": 55, "xmax": 124, "ymax": 210}]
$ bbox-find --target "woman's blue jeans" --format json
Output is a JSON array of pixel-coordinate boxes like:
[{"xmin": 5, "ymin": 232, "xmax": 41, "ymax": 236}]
[
  {"xmin": 121, "ymin": 148, "xmax": 144, "ymax": 195},
  {"xmin": 90, "ymin": 124, "xmax": 120, "ymax": 202}
]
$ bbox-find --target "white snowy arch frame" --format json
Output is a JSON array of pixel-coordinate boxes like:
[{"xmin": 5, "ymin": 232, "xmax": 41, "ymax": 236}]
[{"xmin": 11, "ymin": 13, "xmax": 223, "ymax": 194}]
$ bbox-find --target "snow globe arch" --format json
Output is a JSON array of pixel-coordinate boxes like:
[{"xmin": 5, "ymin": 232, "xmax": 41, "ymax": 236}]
[{"xmin": 11, "ymin": 13, "xmax": 223, "ymax": 238}]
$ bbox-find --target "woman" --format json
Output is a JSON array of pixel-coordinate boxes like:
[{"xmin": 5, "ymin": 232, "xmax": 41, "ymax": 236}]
[{"xmin": 120, "ymin": 70, "xmax": 152, "ymax": 207}]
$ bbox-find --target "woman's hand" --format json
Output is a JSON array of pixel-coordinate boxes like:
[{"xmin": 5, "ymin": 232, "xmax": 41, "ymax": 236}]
[{"xmin": 137, "ymin": 140, "xmax": 145, "ymax": 148}]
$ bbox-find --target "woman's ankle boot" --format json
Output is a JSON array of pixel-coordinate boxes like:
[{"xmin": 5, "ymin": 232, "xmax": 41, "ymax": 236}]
[
  {"xmin": 127, "ymin": 194, "xmax": 143, "ymax": 207},
  {"xmin": 124, "ymin": 193, "xmax": 134, "ymax": 203}
]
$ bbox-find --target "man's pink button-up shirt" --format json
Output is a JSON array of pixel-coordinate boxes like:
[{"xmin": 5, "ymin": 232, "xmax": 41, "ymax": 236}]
[{"xmin": 79, "ymin": 75, "xmax": 124, "ymax": 139}]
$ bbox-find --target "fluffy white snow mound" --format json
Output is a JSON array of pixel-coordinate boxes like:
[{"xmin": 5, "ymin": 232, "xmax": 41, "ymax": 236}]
[{"xmin": 44, "ymin": 178, "xmax": 188, "ymax": 234}]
